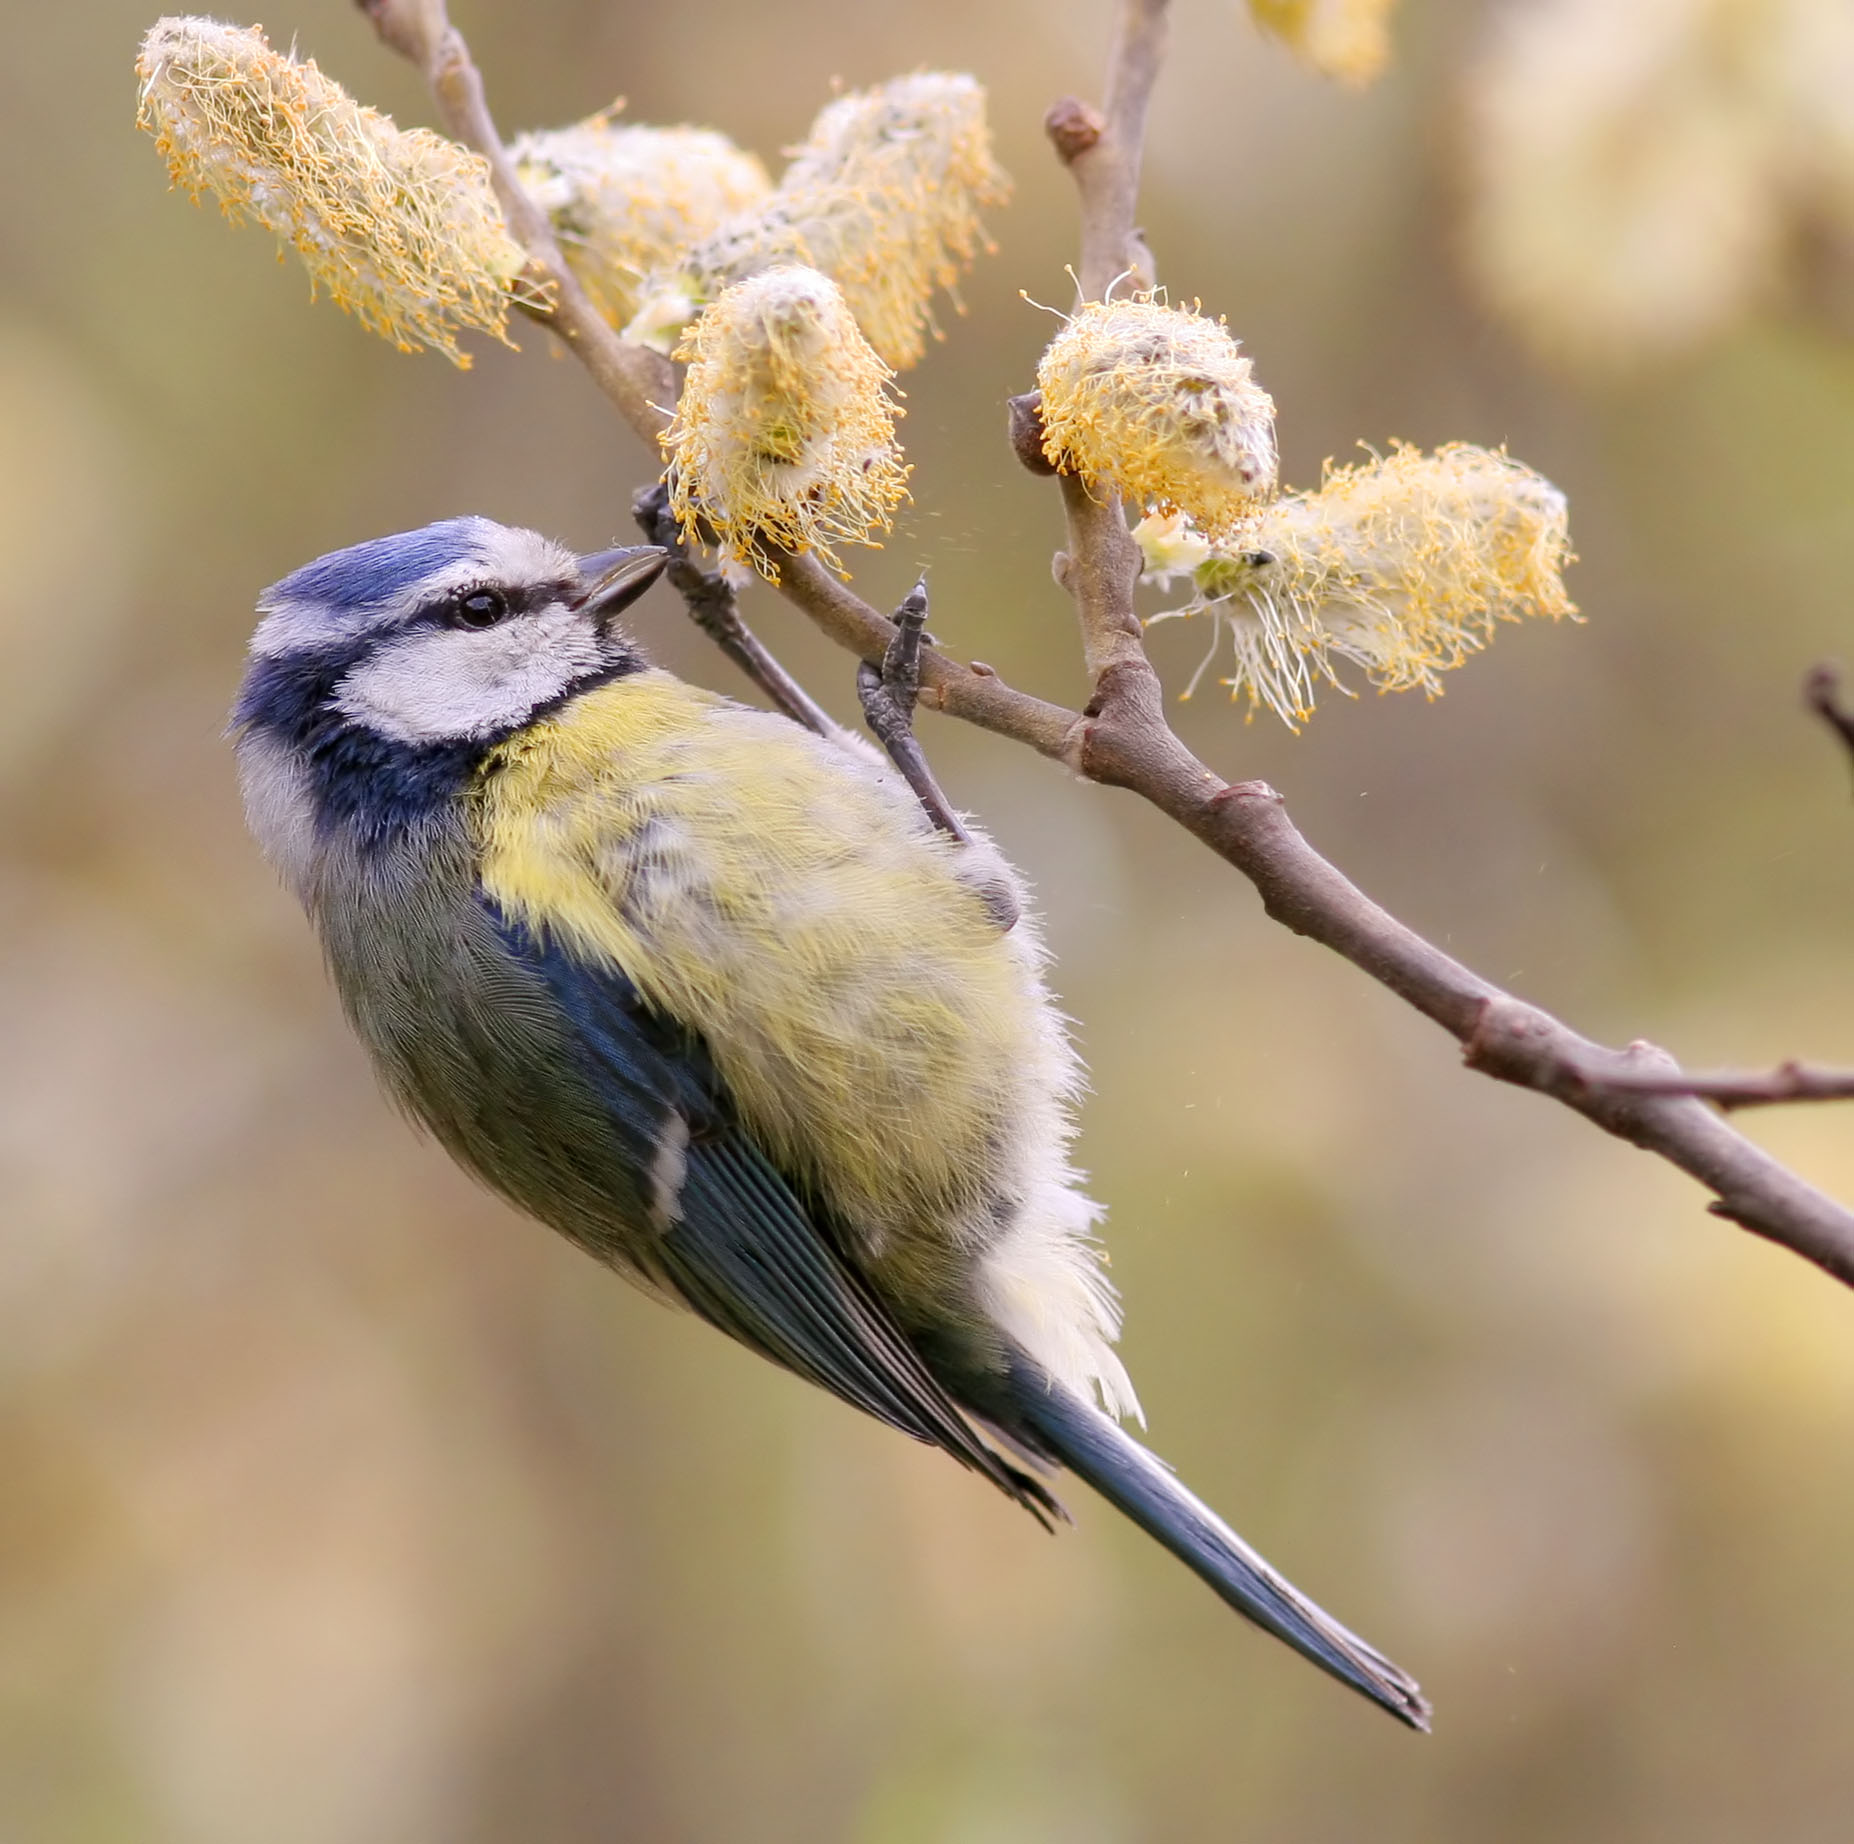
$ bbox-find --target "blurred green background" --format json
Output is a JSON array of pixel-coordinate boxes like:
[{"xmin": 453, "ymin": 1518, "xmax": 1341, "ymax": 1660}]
[{"xmin": 7, "ymin": 1, "xmax": 1854, "ymax": 1838}]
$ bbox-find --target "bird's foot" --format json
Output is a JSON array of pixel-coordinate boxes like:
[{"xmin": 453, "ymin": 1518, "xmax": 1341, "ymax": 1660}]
[{"xmin": 858, "ymin": 582, "xmax": 1019, "ymax": 930}]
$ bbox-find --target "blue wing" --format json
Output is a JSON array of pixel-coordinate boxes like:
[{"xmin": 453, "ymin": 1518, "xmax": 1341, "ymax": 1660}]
[{"xmin": 488, "ymin": 906, "xmax": 1063, "ymax": 1523}]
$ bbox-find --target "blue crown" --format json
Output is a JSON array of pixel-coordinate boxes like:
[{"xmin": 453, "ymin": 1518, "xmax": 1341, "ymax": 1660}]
[{"xmin": 262, "ymin": 516, "xmax": 495, "ymax": 614}]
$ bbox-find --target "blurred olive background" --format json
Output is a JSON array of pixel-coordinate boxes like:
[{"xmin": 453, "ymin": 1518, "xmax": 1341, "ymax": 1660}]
[{"xmin": 7, "ymin": 1, "xmax": 1854, "ymax": 1839}]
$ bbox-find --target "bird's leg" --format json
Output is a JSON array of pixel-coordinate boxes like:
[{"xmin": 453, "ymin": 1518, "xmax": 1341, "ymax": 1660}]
[
  {"xmin": 858, "ymin": 583, "xmax": 1021, "ymax": 931},
  {"xmin": 631, "ymin": 482, "xmax": 838, "ymax": 740},
  {"xmin": 858, "ymin": 579, "xmax": 970, "ymax": 842}
]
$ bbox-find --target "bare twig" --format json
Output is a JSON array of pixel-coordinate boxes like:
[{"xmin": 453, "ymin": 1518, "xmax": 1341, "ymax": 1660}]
[
  {"xmin": 355, "ymin": 0, "xmax": 675, "ymax": 441},
  {"xmin": 630, "ymin": 483, "xmax": 837, "ymax": 737},
  {"xmin": 356, "ymin": 0, "xmax": 1854, "ymax": 1293},
  {"xmin": 1027, "ymin": 0, "xmax": 1854, "ymax": 1288},
  {"xmin": 1806, "ymin": 663, "xmax": 1854, "ymax": 785},
  {"xmin": 1043, "ymin": 0, "xmax": 1171, "ymax": 694},
  {"xmin": 770, "ymin": 552, "xmax": 1085, "ymax": 757},
  {"xmin": 1058, "ymin": 0, "xmax": 1169, "ymax": 301},
  {"xmin": 1087, "ymin": 711, "xmax": 1854, "ymax": 1285},
  {"xmin": 1574, "ymin": 1059, "xmax": 1854, "ymax": 1111}
]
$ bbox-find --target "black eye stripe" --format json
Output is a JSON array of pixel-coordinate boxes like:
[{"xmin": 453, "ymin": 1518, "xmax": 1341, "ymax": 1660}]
[{"xmin": 415, "ymin": 578, "xmax": 578, "ymax": 630}]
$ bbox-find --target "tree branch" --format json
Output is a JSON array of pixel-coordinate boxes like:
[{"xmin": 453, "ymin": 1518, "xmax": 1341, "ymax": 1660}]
[
  {"xmin": 1055, "ymin": 0, "xmax": 1169, "ymax": 301},
  {"xmin": 1574, "ymin": 1060, "xmax": 1854, "ymax": 1110},
  {"xmin": 1036, "ymin": 1, "xmax": 1170, "ymax": 710},
  {"xmin": 355, "ymin": 0, "xmax": 1854, "ymax": 1293},
  {"xmin": 355, "ymin": 0, "xmax": 676, "ymax": 438},
  {"xmin": 770, "ymin": 551, "xmax": 1085, "ymax": 759},
  {"xmin": 1027, "ymin": 0, "xmax": 1854, "ymax": 1288},
  {"xmin": 1057, "ymin": 678, "xmax": 1854, "ymax": 1284},
  {"xmin": 630, "ymin": 483, "xmax": 838, "ymax": 737}
]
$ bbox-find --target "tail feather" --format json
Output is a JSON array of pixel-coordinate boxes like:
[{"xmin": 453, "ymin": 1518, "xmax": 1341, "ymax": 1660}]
[{"xmin": 998, "ymin": 1356, "xmax": 1431, "ymax": 1731}]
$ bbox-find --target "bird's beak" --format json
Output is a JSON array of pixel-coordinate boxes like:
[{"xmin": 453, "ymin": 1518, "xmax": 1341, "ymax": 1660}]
[{"xmin": 576, "ymin": 545, "xmax": 668, "ymax": 624}]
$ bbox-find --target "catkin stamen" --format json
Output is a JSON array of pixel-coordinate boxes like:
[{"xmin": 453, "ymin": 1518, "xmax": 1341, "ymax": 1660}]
[
  {"xmin": 627, "ymin": 73, "xmax": 1009, "ymax": 370},
  {"xmin": 1249, "ymin": 0, "xmax": 1400, "ymax": 88},
  {"xmin": 1036, "ymin": 296, "xmax": 1277, "ymax": 539},
  {"xmin": 1139, "ymin": 442, "xmax": 1576, "ymax": 727},
  {"xmin": 510, "ymin": 115, "xmax": 770, "ymax": 331},
  {"xmin": 662, "ymin": 266, "xmax": 909, "ymax": 581},
  {"xmin": 136, "ymin": 16, "xmax": 533, "ymax": 365}
]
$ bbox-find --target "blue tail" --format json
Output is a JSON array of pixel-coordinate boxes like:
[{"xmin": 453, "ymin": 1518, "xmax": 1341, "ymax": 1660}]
[{"xmin": 997, "ymin": 1356, "xmax": 1430, "ymax": 1730}]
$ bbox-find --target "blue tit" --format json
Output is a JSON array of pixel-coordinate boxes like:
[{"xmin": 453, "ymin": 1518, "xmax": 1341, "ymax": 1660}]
[{"xmin": 232, "ymin": 515, "xmax": 1428, "ymax": 1729}]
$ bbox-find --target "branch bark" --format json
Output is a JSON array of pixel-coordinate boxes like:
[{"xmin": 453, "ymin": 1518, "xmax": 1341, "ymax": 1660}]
[
  {"xmin": 1576, "ymin": 1060, "xmax": 1854, "ymax": 1110},
  {"xmin": 1029, "ymin": 0, "xmax": 1854, "ymax": 1288},
  {"xmin": 356, "ymin": 0, "xmax": 677, "ymax": 439},
  {"xmin": 357, "ymin": 0, "xmax": 1854, "ymax": 1293}
]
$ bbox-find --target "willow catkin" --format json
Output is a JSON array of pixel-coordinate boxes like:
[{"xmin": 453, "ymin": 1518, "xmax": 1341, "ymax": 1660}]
[
  {"xmin": 1036, "ymin": 297, "xmax": 1277, "ymax": 538},
  {"xmin": 1248, "ymin": 0, "xmax": 1400, "ymax": 87},
  {"xmin": 510, "ymin": 115, "xmax": 770, "ymax": 329},
  {"xmin": 136, "ymin": 16, "xmax": 532, "ymax": 364},
  {"xmin": 1777, "ymin": 0, "xmax": 1854, "ymax": 236},
  {"xmin": 1140, "ymin": 443, "xmax": 1576, "ymax": 726},
  {"xmin": 1461, "ymin": 0, "xmax": 1779, "ymax": 371},
  {"xmin": 627, "ymin": 73, "xmax": 1008, "ymax": 370},
  {"xmin": 663, "ymin": 267, "xmax": 909, "ymax": 580},
  {"xmin": 779, "ymin": 69, "xmax": 1005, "ymax": 281}
]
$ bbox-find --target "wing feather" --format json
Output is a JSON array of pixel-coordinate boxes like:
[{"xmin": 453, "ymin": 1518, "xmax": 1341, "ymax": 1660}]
[{"xmin": 489, "ymin": 905, "xmax": 1062, "ymax": 1523}]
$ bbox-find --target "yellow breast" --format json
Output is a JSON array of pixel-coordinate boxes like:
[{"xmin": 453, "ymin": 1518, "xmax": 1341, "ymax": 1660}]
[{"xmin": 471, "ymin": 672, "xmax": 1048, "ymax": 1283}]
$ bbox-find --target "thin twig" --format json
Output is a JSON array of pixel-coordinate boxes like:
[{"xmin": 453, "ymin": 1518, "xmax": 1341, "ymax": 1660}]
[
  {"xmin": 1075, "ymin": 688, "xmax": 1854, "ymax": 1284},
  {"xmin": 1574, "ymin": 1060, "xmax": 1854, "ymax": 1111},
  {"xmin": 1059, "ymin": 0, "xmax": 1169, "ymax": 301},
  {"xmin": 1806, "ymin": 663, "xmax": 1854, "ymax": 786},
  {"xmin": 770, "ymin": 551, "xmax": 1085, "ymax": 758},
  {"xmin": 1044, "ymin": 0, "xmax": 1171, "ymax": 692},
  {"xmin": 355, "ymin": 0, "xmax": 675, "ymax": 441},
  {"xmin": 630, "ymin": 484, "xmax": 837, "ymax": 737},
  {"xmin": 357, "ymin": 0, "xmax": 1854, "ymax": 1293}
]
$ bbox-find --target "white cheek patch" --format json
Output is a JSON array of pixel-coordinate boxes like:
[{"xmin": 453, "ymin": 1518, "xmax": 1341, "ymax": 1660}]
[{"xmin": 331, "ymin": 609, "xmax": 609, "ymax": 745}]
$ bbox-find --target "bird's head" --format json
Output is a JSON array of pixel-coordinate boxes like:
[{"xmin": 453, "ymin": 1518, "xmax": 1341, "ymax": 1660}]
[
  {"xmin": 232, "ymin": 517, "xmax": 667, "ymax": 876},
  {"xmin": 236, "ymin": 516, "xmax": 667, "ymax": 753}
]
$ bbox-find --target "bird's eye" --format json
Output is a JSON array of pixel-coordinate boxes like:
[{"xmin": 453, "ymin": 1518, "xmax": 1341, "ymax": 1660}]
[{"xmin": 452, "ymin": 588, "xmax": 510, "ymax": 629}]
